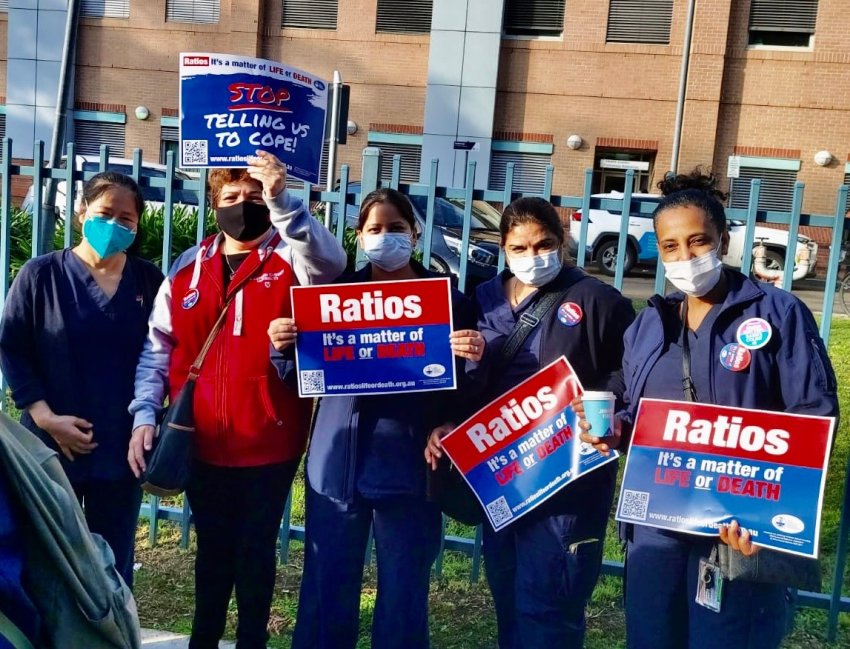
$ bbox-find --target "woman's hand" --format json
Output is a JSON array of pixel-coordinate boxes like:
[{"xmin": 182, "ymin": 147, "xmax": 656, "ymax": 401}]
[
  {"xmin": 719, "ymin": 520, "xmax": 760, "ymax": 556},
  {"xmin": 128, "ymin": 425, "xmax": 157, "ymax": 478},
  {"xmin": 268, "ymin": 317, "xmax": 298, "ymax": 352},
  {"xmin": 450, "ymin": 330, "xmax": 485, "ymax": 362},
  {"xmin": 247, "ymin": 150, "xmax": 287, "ymax": 199},
  {"xmin": 573, "ymin": 396, "xmax": 622, "ymax": 456},
  {"xmin": 425, "ymin": 422, "xmax": 455, "ymax": 471},
  {"xmin": 30, "ymin": 403, "xmax": 97, "ymax": 462}
]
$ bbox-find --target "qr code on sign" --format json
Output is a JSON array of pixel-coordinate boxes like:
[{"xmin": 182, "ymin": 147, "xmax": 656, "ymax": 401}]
[
  {"xmin": 486, "ymin": 496, "xmax": 513, "ymax": 527},
  {"xmin": 620, "ymin": 490, "xmax": 650, "ymax": 521},
  {"xmin": 300, "ymin": 370, "xmax": 326, "ymax": 395},
  {"xmin": 182, "ymin": 140, "xmax": 208, "ymax": 165}
]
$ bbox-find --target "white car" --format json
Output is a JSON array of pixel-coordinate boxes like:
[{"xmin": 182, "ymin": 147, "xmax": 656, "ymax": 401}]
[
  {"xmin": 22, "ymin": 155, "xmax": 200, "ymax": 218},
  {"xmin": 567, "ymin": 192, "xmax": 817, "ymax": 279}
]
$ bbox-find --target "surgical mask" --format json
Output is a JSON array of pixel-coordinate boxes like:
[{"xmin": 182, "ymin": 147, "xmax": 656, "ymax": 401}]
[
  {"xmin": 663, "ymin": 244, "xmax": 723, "ymax": 297},
  {"xmin": 83, "ymin": 216, "xmax": 136, "ymax": 259},
  {"xmin": 361, "ymin": 233, "xmax": 413, "ymax": 272},
  {"xmin": 508, "ymin": 250, "xmax": 562, "ymax": 287},
  {"xmin": 215, "ymin": 201, "xmax": 271, "ymax": 242}
]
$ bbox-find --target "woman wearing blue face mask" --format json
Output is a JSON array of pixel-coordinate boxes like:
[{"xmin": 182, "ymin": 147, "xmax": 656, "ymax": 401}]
[
  {"xmin": 286, "ymin": 188, "xmax": 484, "ymax": 649},
  {"xmin": 426, "ymin": 197, "xmax": 635, "ymax": 648},
  {"xmin": 576, "ymin": 170, "xmax": 838, "ymax": 649},
  {"xmin": 0, "ymin": 171, "xmax": 164, "ymax": 588}
]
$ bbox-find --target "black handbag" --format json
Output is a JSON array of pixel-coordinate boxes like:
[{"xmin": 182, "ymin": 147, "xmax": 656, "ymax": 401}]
[
  {"xmin": 428, "ymin": 283, "xmax": 574, "ymax": 525},
  {"xmin": 140, "ymin": 302, "xmax": 232, "ymax": 497},
  {"xmin": 680, "ymin": 301, "xmax": 821, "ymax": 591}
]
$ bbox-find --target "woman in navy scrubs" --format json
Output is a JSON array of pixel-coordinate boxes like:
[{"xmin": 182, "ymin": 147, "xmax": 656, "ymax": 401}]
[
  {"xmin": 427, "ymin": 197, "xmax": 635, "ymax": 648},
  {"xmin": 578, "ymin": 171, "xmax": 839, "ymax": 648},
  {"xmin": 0, "ymin": 172, "xmax": 163, "ymax": 588},
  {"xmin": 285, "ymin": 188, "xmax": 482, "ymax": 649}
]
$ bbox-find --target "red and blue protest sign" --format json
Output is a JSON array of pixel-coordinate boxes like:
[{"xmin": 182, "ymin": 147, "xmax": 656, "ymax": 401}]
[
  {"xmin": 439, "ymin": 357, "xmax": 620, "ymax": 531},
  {"xmin": 290, "ymin": 278, "xmax": 456, "ymax": 397},
  {"xmin": 616, "ymin": 398, "xmax": 835, "ymax": 558},
  {"xmin": 179, "ymin": 53, "xmax": 328, "ymax": 183}
]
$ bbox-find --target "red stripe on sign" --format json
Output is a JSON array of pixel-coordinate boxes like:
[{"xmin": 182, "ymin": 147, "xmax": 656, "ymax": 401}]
[
  {"xmin": 441, "ymin": 357, "xmax": 583, "ymax": 474},
  {"xmin": 632, "ymin": 399, "xmax": 833, "ymax": 469},
  {"xmin": 291, "ymin": 277, "xmax": 453, "ymax": 332}
]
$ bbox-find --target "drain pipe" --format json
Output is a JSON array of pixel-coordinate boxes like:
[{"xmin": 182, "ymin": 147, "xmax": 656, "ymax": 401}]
[
  {"xmin": 40, "ymin": 0, "xmax": 81, "ymax": 254},
  {"xmin": 670, "ymin": 0, "xmax": 697, "ymax": 175},
  {"xmin": 752, "ymin": 241, "xmax": 813, "ymax": 285}
]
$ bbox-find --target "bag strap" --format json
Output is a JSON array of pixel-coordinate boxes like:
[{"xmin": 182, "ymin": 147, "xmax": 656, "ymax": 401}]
[
  {"xmin": 681, "ymin": 299, "xmax": 698, "ymax": 402},
  {"xmin": 0, "ymin": 609, "xmax": 35, "ymax": 649}
]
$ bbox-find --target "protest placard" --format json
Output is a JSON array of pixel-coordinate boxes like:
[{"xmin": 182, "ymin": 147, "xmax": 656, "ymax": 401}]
[
  {"xmin": 290, "ymin": 278, "xmax": 455, "ymax": 397},
  {"xmin": 179, "ymin": 52, "xmax": 327, "ymax": 183},
  {"xmin": 616, "ymin": 398, "xmax": 835, "ymax": 558},
  {"xmin": 439, "ymin": 357, "xmax": 620, "ymax": 531}
]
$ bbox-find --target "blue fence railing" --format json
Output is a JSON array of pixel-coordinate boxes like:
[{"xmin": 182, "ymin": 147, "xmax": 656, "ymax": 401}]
[{"xmin": 2, "ymin": 140, "xmax": 849, "ymax": 641}]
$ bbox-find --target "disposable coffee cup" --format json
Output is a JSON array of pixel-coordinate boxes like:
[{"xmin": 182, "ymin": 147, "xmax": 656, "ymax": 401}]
[{"xmin": 582, "ymin": 391, "xmax": 616, "ymax": 438}]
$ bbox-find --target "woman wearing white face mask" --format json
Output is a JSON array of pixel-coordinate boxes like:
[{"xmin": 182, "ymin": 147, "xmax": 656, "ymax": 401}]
[
  {"xmin": 288, "ymin": 188, "xmax": 483, "ymax": 649},
  {"xmin": 426, "ymin": 197, "xmax": 635, "ymax": 648},
  {"xmin": 575, "ymin": 170, "xmax": 838, "ymax": 649}
]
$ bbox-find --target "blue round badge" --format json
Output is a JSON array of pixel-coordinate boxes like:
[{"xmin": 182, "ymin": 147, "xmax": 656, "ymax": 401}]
[
  {"xmin": 736, "ymin": 317, "xmax": 772, "ymax": 350},
  {"xmin": 557, "ymin": 302, "xmax": 583, "ymax": 327},
  {"xmin": 182, "ymin": 288, "xmax": 200, "ymax": 310},
  {"xmin": 719, "ymin": 342, "xmax": 751, "ymax": 372}
]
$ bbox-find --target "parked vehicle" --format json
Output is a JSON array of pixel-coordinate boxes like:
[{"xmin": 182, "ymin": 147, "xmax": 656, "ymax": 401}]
[
  {"xmin": 566, "ymin": 191, "xmax": 818, "ymax": 279},
  {"xmin": 22, "ymin": 156, "xmax": 200, "ymax": 217},
  {"xmin": 333, "ymin": 182, "xmax": 502, "ymax": 287}
]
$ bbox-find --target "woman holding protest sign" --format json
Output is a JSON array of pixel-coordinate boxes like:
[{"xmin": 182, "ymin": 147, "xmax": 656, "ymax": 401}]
[
  {"xmin": 0, "ymin": 171, "xmax": 162, "ymax": 590},
  {"xmin": 426, "ymin": 196, "xmax": 635, "ymax": 648},
  {"xmin": 576, "ymin": 170, "xmax": 838, "ymax": 649},
  {"xmin": 128, "ymin": 150, "xmax": 346, "ymax": 649},
  {"xmin": 279, "ymin": 187, "xmax": 482, "ymax": 649}
]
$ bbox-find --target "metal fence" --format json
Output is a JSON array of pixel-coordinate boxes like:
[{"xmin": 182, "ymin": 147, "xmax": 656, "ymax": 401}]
[{"xmin": 1, "ymin": 141, "xmax": 849, "ymax": 641}]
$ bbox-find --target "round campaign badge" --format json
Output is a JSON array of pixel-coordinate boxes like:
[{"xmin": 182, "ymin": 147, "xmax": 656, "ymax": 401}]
[
  {"xmin": 736, "ymin": 317, "xmax": 772, "ymax": 349},
  {"xmin": 182, "ymin": 288, "xmax": 200, "ymax": 310},
  {"xmin": 557, "ymin": 302, "xmax": 583, "ymax": 327},
  {"xmin": 719, "ymin": 342, "xmax": 751, "ymax": 372}
]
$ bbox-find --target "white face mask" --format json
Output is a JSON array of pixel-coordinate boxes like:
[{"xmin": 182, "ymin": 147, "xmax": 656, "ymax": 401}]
[
  {"xmin": 663, "ymin": 244, "xmax": 723, "ymax": 297},
  {"xmin": 508, "ymin": 250, "xmax": 562, "ymax": 287},
  {"xmin": 361, "ymin": 233, "xmax": 414, "ymax": 272}
]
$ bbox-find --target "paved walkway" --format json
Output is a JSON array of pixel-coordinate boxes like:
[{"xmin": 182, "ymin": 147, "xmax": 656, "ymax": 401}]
[{"xmin": 141, "ymin": 629, "xmax": 234, "ymax": 648}]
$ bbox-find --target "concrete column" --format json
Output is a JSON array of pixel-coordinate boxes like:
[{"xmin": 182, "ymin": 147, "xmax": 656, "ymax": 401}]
[
  {"xmin": 421, "ymin": 0, "xmax": 504, "ymax": 189},
  {"xmin": 6, "ymin": 0, "xmax": 69, "ymax": 158}
]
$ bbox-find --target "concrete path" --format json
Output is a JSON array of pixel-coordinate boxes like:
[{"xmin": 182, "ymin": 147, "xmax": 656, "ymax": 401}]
[{"xmin": 141, "ymin": 629, "xmax": 235, "ymax": 648}]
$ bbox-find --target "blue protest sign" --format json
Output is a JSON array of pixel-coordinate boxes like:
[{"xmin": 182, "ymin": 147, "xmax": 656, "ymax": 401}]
[{"xmin": 179, "ymin": 52, "xmax": 328, "ymax": 183}]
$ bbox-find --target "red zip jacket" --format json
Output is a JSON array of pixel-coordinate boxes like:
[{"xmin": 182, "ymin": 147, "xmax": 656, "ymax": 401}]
[{"xmin": 130, "ymin": 190, "xmax": 347, "ymax": 466}]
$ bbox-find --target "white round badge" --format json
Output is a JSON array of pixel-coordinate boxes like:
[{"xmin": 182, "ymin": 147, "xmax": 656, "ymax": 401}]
[{"xmin": 736, "ymin": 317, "xmax": 772, "ymax": 350}]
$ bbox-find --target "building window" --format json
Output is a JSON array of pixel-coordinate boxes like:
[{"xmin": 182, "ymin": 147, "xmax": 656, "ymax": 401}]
[
  {"xmin": 160, "ymin": 125, "xmax": 179, "ymax": 165},
  {"xmin": 503, "ymin": 0, "xmax": 566, "ymax": 38},
  {"xmin": 488, "ymin": 148, "xmax": 552, "ymax": 193},
  {"xmin": 593, "ymin": 149, "xmax": 655, "ymax": 193},
  {"xmin": 366, "ymin": 137, "xmax": 422, "ymax": 184},
  {"xmin": 74, "ymin": 119, "xmax": 126, "ymax": 157},
  {"xmin": 376, "ymin": 0, "xmax": 433, "ymax": 34},
  {"xmin": 748, "ymin": 0, "xmax": 818, "ymax": 47},
  {"xmin": 606, "ymin": 0, "xmax": 672, "ymax": 45},
  {"xmin": 166, "ymin": 0, "xmax": 220, "ymax": 24},
  {"xmin": 728, "ymin": 158, "xmax": 799, "ymax": 212},
  {"xmin": 81, "ymin": 0, "xmax": 130, "ymax": 19},
  {"xmin": 0, "ymin": 1, "xmax": 8, "ymax": 12},
  {"xmin": 281, "ymin": 0, "xmax": 338, "ymax": 30}
]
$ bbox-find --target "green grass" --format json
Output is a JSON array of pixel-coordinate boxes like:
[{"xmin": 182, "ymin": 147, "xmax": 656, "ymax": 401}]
[{"xmin": 6, "ymin": 321, "xmax": 850, "ymax": 648}]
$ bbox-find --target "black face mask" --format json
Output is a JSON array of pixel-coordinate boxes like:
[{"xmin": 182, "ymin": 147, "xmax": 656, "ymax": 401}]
[{"xmin": 215, "ymin": 201, "xmax": 271, "ymax": 242}]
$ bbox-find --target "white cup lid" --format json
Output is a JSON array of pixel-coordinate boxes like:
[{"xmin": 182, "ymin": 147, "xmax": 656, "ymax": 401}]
[{"xmin": 582, "ymin": 390, "xmax": 615, "ymax": 400}]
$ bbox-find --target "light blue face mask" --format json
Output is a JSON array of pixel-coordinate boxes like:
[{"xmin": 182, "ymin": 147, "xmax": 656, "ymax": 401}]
[
  {"xmin": 83, "ymin": 216, "xmax": 137, "ymax": 259},
  {"xmin": 361, "ymin": 233, "xmax": 414, "ymax": 272}
]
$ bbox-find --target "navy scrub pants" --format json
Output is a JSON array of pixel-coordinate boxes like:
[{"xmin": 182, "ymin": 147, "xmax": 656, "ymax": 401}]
[
  {"xmin": 625, "ymin": 524, "xmax": 787, "ymax": 649},
  {"xmin": 482, "ymin": 471, "xmax": 615, "ymax": 649},
  {"xmin": 291, "ymin": 482, "xmax": 442, "ymax": 649},
  {"xmin": 73, "ymin": 478, "xmax": 143, "ymax": 589},
  {"xmin": 185, "ymin": 459, "xmax": 299, "ymax": 649}
]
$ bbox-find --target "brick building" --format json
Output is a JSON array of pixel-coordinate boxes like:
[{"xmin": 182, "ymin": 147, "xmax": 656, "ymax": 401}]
[{"xmin": 2, "ymin": 0, "xmax": 849, "ymax": 215}]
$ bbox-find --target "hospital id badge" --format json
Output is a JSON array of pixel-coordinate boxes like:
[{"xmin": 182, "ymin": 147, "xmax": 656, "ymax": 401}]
[{"xmin": 695, "ymin": 556, "xmax": 723, "ymax": 612}]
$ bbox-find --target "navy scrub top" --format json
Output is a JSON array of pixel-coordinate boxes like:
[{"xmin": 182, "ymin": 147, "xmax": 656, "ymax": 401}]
[
  {"xmin": 642, "ymin": 303, "xmax": 723, "ymax": 402},
  {"xmin": 486, "ymin": 289, "xmax": 545, "ymax": 398}
]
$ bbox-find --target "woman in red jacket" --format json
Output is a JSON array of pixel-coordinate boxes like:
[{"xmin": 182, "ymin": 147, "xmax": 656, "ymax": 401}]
[{"xmin": 128, "ymin": 151, "xmax": 346, "ymax": 649}]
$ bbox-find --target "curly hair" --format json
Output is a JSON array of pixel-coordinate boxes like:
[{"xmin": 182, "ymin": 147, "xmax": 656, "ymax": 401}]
[{"xmin": 653, "ymin": 167, "xmax": 727, "ymax": 235}]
